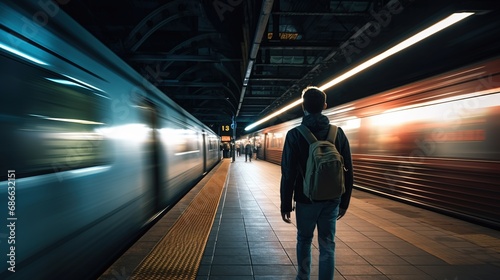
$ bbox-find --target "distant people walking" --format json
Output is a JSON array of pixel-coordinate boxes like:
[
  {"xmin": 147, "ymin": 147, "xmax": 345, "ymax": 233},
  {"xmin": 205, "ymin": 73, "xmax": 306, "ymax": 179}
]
[
  {"xmin": 280, "ymin": 86, "xmax": 353, "ymax": 280},
  {"xmin": 236, "ymin": 143, "xmax": 241, "ymax": 157},
  {"xmin": 245, "ymin": 142, "xmax": 253, "ymax": 162}
]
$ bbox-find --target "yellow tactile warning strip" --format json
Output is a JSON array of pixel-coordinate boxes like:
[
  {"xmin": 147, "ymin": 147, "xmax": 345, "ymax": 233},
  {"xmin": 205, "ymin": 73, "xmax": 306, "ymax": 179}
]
[
  {"xmin": 349, "ymin": 197, "xmax": 482, "ymax": 265},
  {"xmin": 130, "ymin": 160, "xmax": 230, "ymax": 280}
]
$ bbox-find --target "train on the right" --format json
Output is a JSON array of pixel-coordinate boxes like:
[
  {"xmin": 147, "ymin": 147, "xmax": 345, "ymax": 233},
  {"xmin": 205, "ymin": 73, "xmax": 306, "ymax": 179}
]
[{"xmin": 241, "ymin": 56, "xmax": 500, "ymax": 229}]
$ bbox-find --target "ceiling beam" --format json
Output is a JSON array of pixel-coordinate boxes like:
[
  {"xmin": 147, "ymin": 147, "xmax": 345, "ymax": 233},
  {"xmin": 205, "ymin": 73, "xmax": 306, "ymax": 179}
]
[
  {"xmin": 260, "ymin": 45, "xmax": 333, "ymax": 50},
  {"xmin": 124, "ymin": 1, "xmax": 201, "ymax": 52},
  {"xmin": 244, "ymin": 96, "xmax": 279, "ymax": 99},
  {"xmin": 254, "ymin": 63, "xmax": 316, "ymax": 67},
  {"xmin": 272, "ymin": 12, "xmax": 367, "ymax": 16},
  {"xmin": 128, "ymin": 54, "xmax": 240, "ymax": 62},
  {"xmin": 159, "ymin": 81, "xmax": 222, "ymax": 87},
  {"xmin": 250, "ymin": 78, "xmax": 298, "ymax": 82},
  {"xmin": 172, "ymin": 95, "xmax": 228, "ymax": 100}
]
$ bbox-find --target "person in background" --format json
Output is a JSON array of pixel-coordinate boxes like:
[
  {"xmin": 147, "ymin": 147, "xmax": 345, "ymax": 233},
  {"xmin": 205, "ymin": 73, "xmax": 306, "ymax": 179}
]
[
  {"xmin": 236, "ymin": 143, "xmax": 241, "ymax": 157},
  {"xmin": 244, "ymin": 141, "xmax": 253, "ymax": 162},
  {"xmin": 280, "ymin": 86, "xmax": 353, "ymax": 280},
  {"xmin": 254, "ymin": 142, "xmax": 259, "ymax": 160}
]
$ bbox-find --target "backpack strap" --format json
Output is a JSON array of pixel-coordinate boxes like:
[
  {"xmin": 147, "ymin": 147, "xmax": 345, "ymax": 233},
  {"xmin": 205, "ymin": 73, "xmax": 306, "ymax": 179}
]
[
  {"xmin": 297, "ymin": 124, "xmax": 317, "ymax": 144},
  {"xmin": 298, "ymin": 124, "xmax": 338, "ymax": 144},
  {"xmin": 327, "ymin": 125, "xmax": 338, "ymax": 144}
]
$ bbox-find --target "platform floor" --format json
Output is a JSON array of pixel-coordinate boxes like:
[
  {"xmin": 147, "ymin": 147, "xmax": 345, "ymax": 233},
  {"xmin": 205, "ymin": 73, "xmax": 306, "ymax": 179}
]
[{"xmin": 100, "ymin": 158, "xmax": 500, "ymax": 280}]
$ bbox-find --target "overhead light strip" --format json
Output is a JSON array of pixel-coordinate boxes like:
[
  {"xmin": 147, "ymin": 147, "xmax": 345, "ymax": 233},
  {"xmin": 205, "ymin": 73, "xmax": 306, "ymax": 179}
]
[{"xmin": 244, "ymin": 12, "xmax": 474, "ymax": 131}]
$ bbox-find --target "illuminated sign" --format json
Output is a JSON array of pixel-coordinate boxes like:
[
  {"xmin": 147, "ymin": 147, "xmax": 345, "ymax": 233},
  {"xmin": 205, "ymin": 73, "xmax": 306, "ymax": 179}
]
[
  {"xmin": 220, "ymin": 124, "xmax": 232, "ymax": 137},
  {"xmin": 221, "ymin": 125, "xmax": 231, "ymax": 132},
  {"xmin": 221, "ymin": 136, "xmax": 231, "ymax": 142},
  {"xmin": 267, "ymin": 32, "xmax": 299, "ymax": 40}
]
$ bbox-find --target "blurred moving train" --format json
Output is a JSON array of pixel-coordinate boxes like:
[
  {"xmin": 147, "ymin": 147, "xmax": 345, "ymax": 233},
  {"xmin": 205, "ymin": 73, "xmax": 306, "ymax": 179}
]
[
  {"xmin": 0, "ymin": 1, "xmax": 220, "ymax": 279},
  {"xmin": 242, "ymin": 56, "xmax": 500, "ymax": 230}
]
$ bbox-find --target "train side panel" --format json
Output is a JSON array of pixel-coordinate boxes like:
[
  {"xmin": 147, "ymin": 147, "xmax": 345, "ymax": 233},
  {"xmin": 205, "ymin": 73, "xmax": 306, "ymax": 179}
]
[
  {"xmin": 0, "ymin": 1, "xmax": 221, "ymax": 278},
  {"xmin": 253, "ymin": 57, "xmax": 500, "ymax": 229},
  {"xmin": 155, "ymin": 106, "xmax": 205, "ymax": 208},
  {"xmin": 0, "ymin": 53, "xmax": 156, "ymax": 278}
]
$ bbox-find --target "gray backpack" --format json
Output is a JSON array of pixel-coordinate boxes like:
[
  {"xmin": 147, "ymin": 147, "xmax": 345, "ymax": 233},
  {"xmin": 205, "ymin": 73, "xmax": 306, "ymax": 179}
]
[{"xmin": 297, "ymin": 124, "xmax": 345, "ymax": 200}]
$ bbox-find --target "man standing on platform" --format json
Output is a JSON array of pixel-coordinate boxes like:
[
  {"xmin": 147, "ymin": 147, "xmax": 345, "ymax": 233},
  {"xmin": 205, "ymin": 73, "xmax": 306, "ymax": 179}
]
[
  {"xmin": 280, "ymin": 86, "xmax": 353, "ymax": 280},
  {"xmin": 244, "ymin": 141, "xmax": 253, "ymax": 162}
]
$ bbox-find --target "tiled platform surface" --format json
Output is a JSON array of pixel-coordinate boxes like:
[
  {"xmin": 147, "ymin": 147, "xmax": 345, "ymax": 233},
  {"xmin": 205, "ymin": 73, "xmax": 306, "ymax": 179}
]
[{"xmin": 197, "ymin": 158, "xmax": 500, "ymax": 280}]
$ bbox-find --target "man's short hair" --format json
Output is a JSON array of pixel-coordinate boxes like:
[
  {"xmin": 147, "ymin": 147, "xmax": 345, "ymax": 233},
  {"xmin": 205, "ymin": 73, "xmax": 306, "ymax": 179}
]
[{"xmin": 302, "ymin": 86, "xmax": 326, "ymax": 114}]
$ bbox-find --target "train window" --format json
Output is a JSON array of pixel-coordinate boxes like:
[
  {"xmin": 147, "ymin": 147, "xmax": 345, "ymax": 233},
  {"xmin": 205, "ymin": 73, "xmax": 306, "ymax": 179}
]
[
  {"xmin": 358, "ymin": 92, "xmax": 500, "ymax": 159},
  {"xmin": 207, "ymin": 135, "xmax": 218, "ymax": 151},
  {"xmin": 0, "ymin": 54, "xmax": 112, "ymax": 180},
  {"xmin": 157, "ymin": 123, "xmax": 200, "ymax": 156},
  {"xmin": 175, "ymin": 129, "xmax": 200, "ymax": 155},
  {"xmin": 267, "ymin": 131, "xmax": 285, "ymax": 149}
]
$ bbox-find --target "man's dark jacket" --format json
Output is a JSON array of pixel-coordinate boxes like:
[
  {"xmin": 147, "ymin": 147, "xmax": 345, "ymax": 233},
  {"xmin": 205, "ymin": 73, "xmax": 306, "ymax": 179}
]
[{"xmin": 280, "ymin": 113, "xmax": 354, "ymax": 213}]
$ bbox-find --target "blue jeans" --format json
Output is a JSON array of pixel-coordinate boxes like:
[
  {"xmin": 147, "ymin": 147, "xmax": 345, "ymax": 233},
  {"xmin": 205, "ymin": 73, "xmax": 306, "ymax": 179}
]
[{"xmin": 295, "ymin": 199, "xmax": 340, "ymax": 280}]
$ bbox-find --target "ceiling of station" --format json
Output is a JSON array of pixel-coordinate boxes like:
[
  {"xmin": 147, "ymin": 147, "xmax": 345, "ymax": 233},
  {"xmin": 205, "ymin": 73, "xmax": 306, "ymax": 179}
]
[{"xmin": 60, "ymin": 0, "xmax": 500, "ymax": 137}]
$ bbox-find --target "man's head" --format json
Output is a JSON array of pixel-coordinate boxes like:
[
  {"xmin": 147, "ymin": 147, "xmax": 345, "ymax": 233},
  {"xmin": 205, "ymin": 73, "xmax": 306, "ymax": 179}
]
[{"xmin": 302, "ymin": 86, "xmax": 327, "ymax": 114}]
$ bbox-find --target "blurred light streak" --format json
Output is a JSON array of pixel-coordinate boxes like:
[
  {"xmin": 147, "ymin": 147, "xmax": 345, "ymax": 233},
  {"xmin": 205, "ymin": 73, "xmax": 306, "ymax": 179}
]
[
  {"xmin": 244, "ymin": 12, "xmax": 474, "ymax": 131},
  {"xmin": 29, "ymin": 114, "xmax": 104, "ymax": 125},
  {"xmin": 175, "ymin": 150, "xmax": 200, "ymax": 156},
  {"xmin": 244, "ymin": 99, "xmax": 302, "ymax": 131},
  {"xmin": 0, "ymin": 42, "xmax": 48, "ymax": 65},
  {"xmin": 324, "ymin": 107, "xmax": 356, "ymax": 116},
  {"xmin": 61, "ymin": 74, "xmax": 106, "ymax": 94},
  {"xmin": 43, "ymin": 132, "xmax": 103, "ymax": 140},
  {"xmin": 318, "ymin": 12, "xmax": 475, "ymax": 91},
  {"xmin": 96, "ymin": 124, "xmax": 151, "ymax": 142},
  {"xmin": 69, "ymin": 166, "xmax": 111, "ymax": 175},
  {"xmin": 333, "ymin": 117, "xmax": 361, "ymax": 130},
  {"xmin": 45, "ymin": 77, "xmax": 109, "ymax": 99}
]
